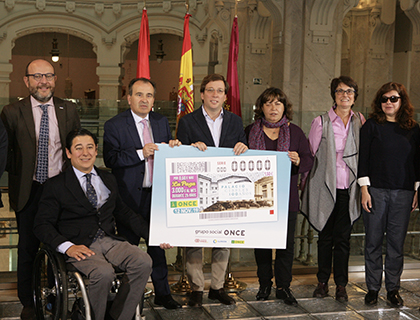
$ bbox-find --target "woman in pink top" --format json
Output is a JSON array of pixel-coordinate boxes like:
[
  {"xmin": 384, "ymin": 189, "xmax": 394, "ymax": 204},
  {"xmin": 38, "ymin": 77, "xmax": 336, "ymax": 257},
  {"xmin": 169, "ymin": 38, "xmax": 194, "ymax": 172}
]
[{"xmin": 301, "ymin": 76, "xmax": 365, "ymax": 302}]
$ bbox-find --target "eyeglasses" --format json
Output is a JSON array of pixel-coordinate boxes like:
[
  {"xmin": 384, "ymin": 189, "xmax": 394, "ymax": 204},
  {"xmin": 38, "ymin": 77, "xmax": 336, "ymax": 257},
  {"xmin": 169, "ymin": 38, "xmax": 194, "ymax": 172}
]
[
  {"xmin": 205, "ymin": 88, "xmax": 225, "ymax": 94},
  {"xmin": 26, "ymin": 73, "xmax": 55, "ymax": 81},
  {"xmin": 380, "ymin": 96, "xmax": 401, "ymax": 103},
  {"xmin": 335, "ymin": 89, "xmax": 355, "ymax": 96}
]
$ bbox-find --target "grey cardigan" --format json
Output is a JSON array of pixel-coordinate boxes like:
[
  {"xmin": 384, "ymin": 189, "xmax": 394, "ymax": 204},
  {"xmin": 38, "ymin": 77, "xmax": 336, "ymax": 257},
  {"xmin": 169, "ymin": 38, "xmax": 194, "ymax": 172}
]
[{"xmin": 301, "ymin": 112, "xmax": 362, "ymax": 232}]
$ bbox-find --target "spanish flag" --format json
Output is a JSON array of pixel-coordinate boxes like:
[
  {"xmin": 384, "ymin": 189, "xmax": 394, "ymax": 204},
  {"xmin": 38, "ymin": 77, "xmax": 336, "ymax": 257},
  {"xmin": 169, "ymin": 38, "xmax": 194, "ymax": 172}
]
[
  {"xmin": 136, "ymin": 8, "xmax": 150, "ymax": 78},
  {"xmin": 226, "ymin": 16, "xmax": 241, "ymax": 117},
  {"xmin": 177, "ymin": 13, "xmax": 194, "ymax": 125}
]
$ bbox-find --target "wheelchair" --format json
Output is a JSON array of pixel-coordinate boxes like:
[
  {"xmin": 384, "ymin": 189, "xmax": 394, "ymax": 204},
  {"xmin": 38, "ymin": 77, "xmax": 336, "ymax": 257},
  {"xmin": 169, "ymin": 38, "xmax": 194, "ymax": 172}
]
[{"xmin": 32, "ymin": 245, "xmax": 144, "ymax": 320}]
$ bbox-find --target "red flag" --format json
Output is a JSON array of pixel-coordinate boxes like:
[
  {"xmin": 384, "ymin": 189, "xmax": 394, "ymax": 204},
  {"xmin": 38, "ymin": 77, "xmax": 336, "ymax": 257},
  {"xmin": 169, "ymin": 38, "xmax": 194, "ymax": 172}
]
[
  {"xmin": 136, "ymin": 8, "xmax": 150, "ymax": 78},
  {"xmin": 177, "ymin": 14, "xmax": 194, "ymax": 124},
  {"xmin": 226, "ymin": 16, "xmax": 241, "ymax": 117}
]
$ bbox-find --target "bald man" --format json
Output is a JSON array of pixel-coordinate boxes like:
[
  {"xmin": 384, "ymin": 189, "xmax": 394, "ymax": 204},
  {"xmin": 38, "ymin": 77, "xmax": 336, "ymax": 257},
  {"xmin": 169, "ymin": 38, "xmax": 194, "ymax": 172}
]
[{"xmin": 1, "ymin": 59, "xmax": 80, "ymax": 319}]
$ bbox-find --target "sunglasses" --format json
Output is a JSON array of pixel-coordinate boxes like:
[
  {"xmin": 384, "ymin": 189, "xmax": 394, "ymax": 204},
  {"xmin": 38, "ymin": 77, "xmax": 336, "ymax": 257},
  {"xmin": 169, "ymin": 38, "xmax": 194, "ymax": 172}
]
[{"xmin": 380, "ymin": 96, "xmax": 400, "ymax": 103}]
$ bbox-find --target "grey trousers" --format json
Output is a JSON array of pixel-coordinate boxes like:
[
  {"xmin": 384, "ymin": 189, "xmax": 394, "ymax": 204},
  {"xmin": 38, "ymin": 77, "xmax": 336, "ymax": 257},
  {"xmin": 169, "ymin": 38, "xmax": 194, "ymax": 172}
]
[
  {"xmin": 363, "ymin": 187, "xmax": 414, "ymax": 292},
  {"xmin": 69, "ymin": 237, "xmax": 152, "ymax": 320},
  {"xmin": 186, "ymin": 247, "xmax": 230, "ymax": 292}
]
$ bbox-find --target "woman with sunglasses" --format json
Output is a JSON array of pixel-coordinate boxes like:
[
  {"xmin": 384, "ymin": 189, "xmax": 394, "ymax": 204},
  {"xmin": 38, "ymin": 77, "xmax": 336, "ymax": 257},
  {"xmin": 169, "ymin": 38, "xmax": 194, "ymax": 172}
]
[
  {"xmin": 302, "ymin": 76, "xmax": 364, "ymax": 302},
  {"xmin": 358, "ymin": 82, "xmax": 420, "ymax": 307}
]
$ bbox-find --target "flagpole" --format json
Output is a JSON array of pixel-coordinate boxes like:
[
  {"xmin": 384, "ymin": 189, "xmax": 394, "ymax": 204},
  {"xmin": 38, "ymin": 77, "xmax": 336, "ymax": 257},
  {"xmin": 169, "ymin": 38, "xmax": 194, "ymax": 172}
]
[{"xmin": 173, "ymin": 3, "xmax": 193, "ymax": 295}]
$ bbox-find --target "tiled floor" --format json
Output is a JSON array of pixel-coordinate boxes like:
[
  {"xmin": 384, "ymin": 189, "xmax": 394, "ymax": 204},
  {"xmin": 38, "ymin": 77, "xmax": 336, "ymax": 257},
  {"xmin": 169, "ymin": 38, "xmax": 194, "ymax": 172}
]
[
  {"xmin": 141, "ymin": 270, "xmax": 420, "ymax": 320},
  {"xmin": 2, "ymin": 270, "xmax": 420, "ymax": 319}
]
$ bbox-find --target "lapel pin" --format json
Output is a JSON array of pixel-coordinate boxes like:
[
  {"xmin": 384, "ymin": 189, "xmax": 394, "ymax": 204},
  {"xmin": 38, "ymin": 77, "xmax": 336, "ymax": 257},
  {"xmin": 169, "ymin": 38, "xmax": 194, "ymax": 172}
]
[{"xmin": 59, "ymin": 106, "xmax": 64, "ymax": 109}]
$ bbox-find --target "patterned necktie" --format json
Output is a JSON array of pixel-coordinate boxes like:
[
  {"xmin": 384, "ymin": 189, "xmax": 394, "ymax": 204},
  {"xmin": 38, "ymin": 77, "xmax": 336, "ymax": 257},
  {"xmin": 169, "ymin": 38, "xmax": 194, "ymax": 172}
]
[
  {"xmin": 84, "ymin": 173, "xmax": 98, "ymax": 208},
  {"xmin": 36, "ymin": 104, "xmax": 49, "ymax": 183},
  {"xmin": 85, "ymin": 173, "xmax": 105, "ymax": 242},
  {"xmin": 141, "ymin": 119, "xmax": 154, "ymax": 184}
]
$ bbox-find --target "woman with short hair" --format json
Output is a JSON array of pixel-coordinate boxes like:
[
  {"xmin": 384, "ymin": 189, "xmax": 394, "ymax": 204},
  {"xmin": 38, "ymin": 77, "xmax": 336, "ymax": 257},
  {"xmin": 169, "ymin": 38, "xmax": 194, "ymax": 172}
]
[{"xmin": 301, "ymin": 76, "xmax": 365, "ymax": 302}]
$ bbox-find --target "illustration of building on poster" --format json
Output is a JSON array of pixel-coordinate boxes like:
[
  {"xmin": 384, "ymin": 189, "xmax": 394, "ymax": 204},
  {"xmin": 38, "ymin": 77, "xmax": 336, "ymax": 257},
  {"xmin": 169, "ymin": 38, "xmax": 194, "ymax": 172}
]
[{"xmin": 166, "ymin": 155, "xmax": 278, "ymax": 228}]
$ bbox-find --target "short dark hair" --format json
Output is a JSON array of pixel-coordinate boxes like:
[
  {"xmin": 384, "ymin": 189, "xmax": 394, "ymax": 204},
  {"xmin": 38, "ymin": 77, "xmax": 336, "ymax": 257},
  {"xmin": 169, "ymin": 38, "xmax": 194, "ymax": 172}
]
[
  {"xmin": 66, "ymin": 128, "xmax": 98, "ymax": 151},
  {"xmin": 330, "ymin": 76, "xmax": 359, "ymax": 104},
  {"xmin": 200, "ymin": 74, "xmax": 229, "ymax": 94},
  {"xmin": 370, "ymin": 82, "xmax": 416, "ymax": 130},
  {"xmin": 128, "ymin": 78, "xmax": 156, "ymax": 96},
  {"xmin": 254, "ymin": 87, "xmax": 293, "ymax": 121},
  {"xmin": 25, "ymin": 59, "xmax": 55, "ymax": 75}
]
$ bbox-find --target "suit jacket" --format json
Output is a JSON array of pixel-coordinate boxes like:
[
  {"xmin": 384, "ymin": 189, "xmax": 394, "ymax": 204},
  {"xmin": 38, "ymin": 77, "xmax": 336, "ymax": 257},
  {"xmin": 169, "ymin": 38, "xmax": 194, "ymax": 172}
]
[
  {"xmin": 177, "ymin": 106, "xmax": 247, "ymax": 147},
  {"xmin": 33, "ymin": 166, "xmax": 149, "ymax": 251},
  {"xmin": 0, "ymin": 119, "xmax": 7, "ymax": 208},
  {"xmin": 0, "ymin": 96, "xmax": 80, "ymax": 212},
  {"xmin": 103, "ymin": 109, "xmax": 172, "ymax": 215}
]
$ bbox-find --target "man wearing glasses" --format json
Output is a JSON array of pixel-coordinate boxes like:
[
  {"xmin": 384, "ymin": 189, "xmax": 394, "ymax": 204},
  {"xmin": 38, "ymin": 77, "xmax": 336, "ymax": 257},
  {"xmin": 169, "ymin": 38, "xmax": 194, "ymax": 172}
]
[
  {"xmin": 177, "ymin": 74, "xmax": 248, "ymax": 307},
  {"xmin": 0, "ymin": 59, "xmax": 80, "ymax": 320}
]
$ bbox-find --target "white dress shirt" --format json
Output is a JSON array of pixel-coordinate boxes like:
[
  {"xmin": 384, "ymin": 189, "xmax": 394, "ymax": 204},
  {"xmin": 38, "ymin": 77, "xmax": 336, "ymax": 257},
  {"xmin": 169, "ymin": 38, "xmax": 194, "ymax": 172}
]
[
  {"xmin": 57, "ymin": 167, "xmax": 110, "ymax": 254},
  {"xmin": 202, "ymin": 106, "xmax": 224, "ymax": 147}
]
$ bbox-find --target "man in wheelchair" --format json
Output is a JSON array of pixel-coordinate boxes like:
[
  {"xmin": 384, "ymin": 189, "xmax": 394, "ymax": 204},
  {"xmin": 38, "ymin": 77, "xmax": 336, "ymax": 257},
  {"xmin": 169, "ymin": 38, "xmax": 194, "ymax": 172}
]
[{"xmin": 34, "ymin": 128, "xmax": 153, "ymax": 320}]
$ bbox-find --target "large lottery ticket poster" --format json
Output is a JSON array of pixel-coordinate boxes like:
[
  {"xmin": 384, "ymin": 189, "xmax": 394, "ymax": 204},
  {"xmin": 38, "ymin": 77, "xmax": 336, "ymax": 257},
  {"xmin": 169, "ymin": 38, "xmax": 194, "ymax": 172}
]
[{"xmin": 149, "ymin": 144, "xmax": 291, "ymax": 249}]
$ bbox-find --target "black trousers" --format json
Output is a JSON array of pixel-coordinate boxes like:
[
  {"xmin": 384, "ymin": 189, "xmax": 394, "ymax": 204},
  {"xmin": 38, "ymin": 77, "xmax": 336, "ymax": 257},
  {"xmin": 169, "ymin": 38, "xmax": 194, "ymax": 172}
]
[
  {"xmin": 316, "ymin": 189, "xmax": 352, "ymax": 286},
  {"xmin": 364, "ymin": 187, "xmax": 414, "ymax": 291},
  {"xmin": 117, "ymin": 187, "xmax": 171, "ymax": 297},
  {"xmin": 15, "ymin": 181, "xmax": 43, "ymax": 307},
  {"xmin": 254, "ymin": 211, "xmax": 297, "ymax": 289}
]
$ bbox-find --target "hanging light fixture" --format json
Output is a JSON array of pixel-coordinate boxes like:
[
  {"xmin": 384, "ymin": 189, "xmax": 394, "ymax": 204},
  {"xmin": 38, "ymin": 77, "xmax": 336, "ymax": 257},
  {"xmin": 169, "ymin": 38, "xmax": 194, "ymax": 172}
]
[
  {"xmin": 50, "ymin": 34, "xmax": 60, "ymax": 63},
  {"xmin": 155, "ymin": 39, "xmax": 166, "ymax": 64}
]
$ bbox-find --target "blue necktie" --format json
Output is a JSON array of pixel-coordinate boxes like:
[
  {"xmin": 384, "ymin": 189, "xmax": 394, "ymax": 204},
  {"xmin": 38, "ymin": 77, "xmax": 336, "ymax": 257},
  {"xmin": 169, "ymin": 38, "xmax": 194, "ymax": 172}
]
[
  {"xmin": 36, "ymin": 104, "xmax": 49, "ymax": 183},
  {"xmin": 84, "ymin": 173, "xmax": 98, "ymax": 208}
]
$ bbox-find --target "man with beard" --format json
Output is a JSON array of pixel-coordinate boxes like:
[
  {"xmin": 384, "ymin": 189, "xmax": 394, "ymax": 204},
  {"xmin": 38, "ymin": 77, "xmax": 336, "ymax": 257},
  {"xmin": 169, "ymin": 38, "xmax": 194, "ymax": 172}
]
[{"xmin": 1, "ymin": 59, "xmax": 80, "ymax": 320}]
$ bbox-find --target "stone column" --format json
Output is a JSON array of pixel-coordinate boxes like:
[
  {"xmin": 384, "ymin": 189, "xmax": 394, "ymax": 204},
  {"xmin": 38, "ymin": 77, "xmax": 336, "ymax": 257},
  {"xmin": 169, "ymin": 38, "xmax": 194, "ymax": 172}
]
[
  {"xmin": 298, "ymin": 0, "xmax": 359, "ymax": 133},
  {"xmin": 281, "ymin": 1, "xmax": 305, "ymax": 128},
  {"xmin": 0, "ymin": 62, "xmax": 13, "ymax": 103},
  {"xmin": 364, "ymin": 3, "xmax": 395, "ymax": 107},
  {"xmin": 241, "ymin": 1, "xmax": 273, "ymax": 125},
  {"xmin": 0, "ymin": 36, "xmax": 13, "ymax": 102},
  {"xmin": 95, "ymin": 35, "xmax": 123, "ymax": 156},
  {"xmin": 344, "ymin": 2, "xmax": 396, "ymax": 112},
  {"xmin": 401, "ymin": 0, "xmax": 420, "ymax": 109}
]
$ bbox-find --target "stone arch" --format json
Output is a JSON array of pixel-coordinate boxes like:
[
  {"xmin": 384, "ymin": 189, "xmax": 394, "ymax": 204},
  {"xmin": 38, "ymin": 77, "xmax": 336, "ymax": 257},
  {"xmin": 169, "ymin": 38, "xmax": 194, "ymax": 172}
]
[
  {"xmin": 0, "ymin": 13, "xmax": 105, "ymax": 97},
  {"xmin": 1, "ymin": 14, "xmax": 104, "ymax": 61}
]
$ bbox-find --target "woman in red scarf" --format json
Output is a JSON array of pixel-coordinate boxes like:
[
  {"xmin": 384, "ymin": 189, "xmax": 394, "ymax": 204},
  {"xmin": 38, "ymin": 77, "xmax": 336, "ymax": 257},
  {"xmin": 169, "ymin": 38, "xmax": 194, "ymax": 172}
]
[{"xmin": 245, "ymin": 87, "xmax": 313, "ymax": 305}]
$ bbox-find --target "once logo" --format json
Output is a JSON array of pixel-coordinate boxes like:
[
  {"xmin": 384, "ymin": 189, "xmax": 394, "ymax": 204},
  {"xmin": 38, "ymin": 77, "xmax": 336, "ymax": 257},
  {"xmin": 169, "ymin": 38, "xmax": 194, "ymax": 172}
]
[{"xmin": 224, "ymin": 229, "xmax": 245, "ymax": 237}]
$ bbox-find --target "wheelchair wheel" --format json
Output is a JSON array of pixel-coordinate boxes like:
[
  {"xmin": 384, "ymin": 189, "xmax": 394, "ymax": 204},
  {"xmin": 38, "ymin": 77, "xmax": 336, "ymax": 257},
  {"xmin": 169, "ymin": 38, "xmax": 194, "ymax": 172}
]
[{"xmin": 33, "ymin": 247, "xmax": 68, "ymax": 320}]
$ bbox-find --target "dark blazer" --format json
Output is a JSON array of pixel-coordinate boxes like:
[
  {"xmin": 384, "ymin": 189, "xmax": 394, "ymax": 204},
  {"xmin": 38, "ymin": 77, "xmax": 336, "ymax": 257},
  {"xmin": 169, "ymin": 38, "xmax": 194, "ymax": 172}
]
[
  {"xmin": 103, "ymin": 109, "xmax": 172, "ymax": 215},
  {"xmin": 177, "ymin": 106, "xmax": 247, "ymax": 147},
  {"xmin": 34, "ymin": 166, "xmax": 149, "ymax": 251},
  {"xmin": 0, "ymin": 96, "xmax": 80, "ymax": 212},
  {"xmin": 0, "ymin": 119, "xmax": 7, "ymax": 208}
]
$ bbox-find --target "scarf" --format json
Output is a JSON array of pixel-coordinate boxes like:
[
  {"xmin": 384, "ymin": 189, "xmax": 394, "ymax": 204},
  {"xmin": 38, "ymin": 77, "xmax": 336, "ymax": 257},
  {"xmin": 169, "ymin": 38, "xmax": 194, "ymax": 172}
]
[{"xmin": 249, "ymin": 116, "xmax": 290, "ymax": 151}]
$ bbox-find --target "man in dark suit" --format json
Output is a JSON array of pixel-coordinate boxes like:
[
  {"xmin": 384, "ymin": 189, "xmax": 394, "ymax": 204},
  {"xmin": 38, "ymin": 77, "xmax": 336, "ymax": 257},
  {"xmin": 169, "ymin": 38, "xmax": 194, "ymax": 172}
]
[
  {"xmin": 103, "ymin": 77, "xmax": 182, "ymax": 309},
  {"xmin": 34, "ymin": 128, "xmax": 152, "ymax": 320},
  {"xmin": 0, "ymin": 59, "xmax": 80, "ymax": 319},
  {"xmin": 0, "ymin": 119, "xmax": 7, "ymax": 208},
  {"xmin": 177, "ymin": 73, "xmax": 248, "ymax": 307}
]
